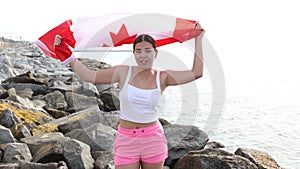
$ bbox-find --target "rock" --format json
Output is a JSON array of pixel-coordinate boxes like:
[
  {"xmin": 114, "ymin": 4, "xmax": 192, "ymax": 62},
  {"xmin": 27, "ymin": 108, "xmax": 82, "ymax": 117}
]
[
  {"xmin": 14, "ymin": 124, "xmax": 32, "ymax": 140},
  {"xmin": 163, "ymin": 124, "xmax": 209, "ymax": 167},
  {"xmin": 31, "ymin": 123, "xmax": 59, "ymax": 135},
  {"xmin": 48, "ymin": 80, "xmax": 81, "ymax": 92},
  {"xmin": 78, "ymin": 58, "xmax": 111, "ymax": 71},
  {"xmin": 0, "ymin": 103, "xmax": 53, "ymax": 130},
  {"xmin": 0, "ymin": 163, "xmax": 19, "ymax": 169},
  {"xmin": 16, "ymin": 88, "xmax": 34, "ymax": 99},
  {"xmin": 159, "ymin": 118, "xmax": 171, "ymax": 126},
  {"xmin": 235, "ymin": 147, "xmax": 282, "ymax": 169},
  {"xmin": 49, "ymin": 106, "xmax": 108, "ymax": 134},
  {"xmin": 101, "ymin": 111, "xmax": 120, "ymax": 130},
  {"xmin": 7, "ymin": 94, "xmax": 37, "ymax": 111},
  {"xmin": 204, "ymin": 141, "xmax": 225, "ymax": 149},
  {"xmin": 2, "ymin": 143, "xmax": 32, "ymax": 163},
  {"xmin": 75, "ymin": 81, "xmax": 99, "ymax": 97},
  {"xmin": 0, "ymin": 86, "xmax": 7, "ymax": 99},
  {"xmin": 43, "ymin": 106, "xmax": 70, "ymax": 119},
  {"xmin": 174, "ymin": 148, "xmax": 258, "ymax": 169},
  {"xmin": 2, "ymin": 70, "xmax": 46, "ymax": 86},
  {"xmin": 0, "ymin": 161, "xmax": 68, "ymax": 169},
  {"xmin": 96, "ymin": 84, "xmax": 114, "ymax": 93},
  {"xmin": 2, "ymin": 83, "xmax": 48, "ymax": 96},
  {"xmin": 65, "ymin": 91, "xmax": 99, "ymax": 112},
  {"xmin": 43, "ymin": 90, "xmax": 67, "ymax": 110},
  {"xmin": 93, "ymin": 151, "xmax": 114, "ymax": 169},
  {"xmin": 99, "ymin": 90, "xmax": 120, "ymax": 111},
  {"xmin": 21, "ymin": 132, "xmax": 94, "ymax": 169},
  {"xmin": 65, "ymin": 123, "xmax": 116, "ymax": 152},
  {"xmin": 20, "ymin": 132, "xmax": 68, "ymax": 155},
  {"xmin": 0, "ymin": 108, "xmax": 21, "ymax": 128},
  {"xmin": 0, "ymin": 125, "xmax": 16, "ymax": 144}
]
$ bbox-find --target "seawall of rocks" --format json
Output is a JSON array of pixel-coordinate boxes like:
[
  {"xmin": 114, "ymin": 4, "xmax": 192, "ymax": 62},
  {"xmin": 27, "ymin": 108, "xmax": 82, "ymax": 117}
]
[{"xmin": 0, "ymin": 40, "xmax": 282, "ymax": 169}]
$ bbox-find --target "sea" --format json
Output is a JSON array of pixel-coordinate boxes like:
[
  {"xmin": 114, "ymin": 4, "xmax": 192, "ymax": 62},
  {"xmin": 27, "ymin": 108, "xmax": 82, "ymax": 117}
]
[{"xmin": 75, "ymin": 39, "xmax": 300, "ymax": 169}]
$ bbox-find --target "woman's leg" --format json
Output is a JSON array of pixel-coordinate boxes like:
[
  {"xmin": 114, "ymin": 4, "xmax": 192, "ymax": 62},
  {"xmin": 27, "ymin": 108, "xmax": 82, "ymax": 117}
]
[
  {"xmin": 115, "ymin": 162, "xmax": 140, "ymax": 169},
  {"xmin": 141, "ymin": 161, "xmax": 165, "ymax": 169}
]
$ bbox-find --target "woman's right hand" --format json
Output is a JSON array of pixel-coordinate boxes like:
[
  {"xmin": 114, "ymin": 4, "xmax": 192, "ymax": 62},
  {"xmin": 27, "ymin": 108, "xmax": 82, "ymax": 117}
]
[
  {"xmin": 53, "ymin": 34, "xmax": 75, "ymax": 66},
  {"xmin": 54, "ymin": 34, "xmax": 62, "ymax": 46}
]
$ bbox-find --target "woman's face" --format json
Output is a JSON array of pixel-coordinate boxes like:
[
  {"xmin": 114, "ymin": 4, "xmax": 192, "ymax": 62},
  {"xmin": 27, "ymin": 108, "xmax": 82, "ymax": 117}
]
[{"xmin": 133, "ymin": 41, "xmax": 157, "ymax": 69}]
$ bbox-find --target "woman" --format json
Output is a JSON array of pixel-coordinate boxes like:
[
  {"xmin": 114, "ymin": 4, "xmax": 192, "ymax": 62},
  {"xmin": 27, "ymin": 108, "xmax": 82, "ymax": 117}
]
[{"xmin": 54, "ymin": 22, "xmax": 204, "ymax": 169}]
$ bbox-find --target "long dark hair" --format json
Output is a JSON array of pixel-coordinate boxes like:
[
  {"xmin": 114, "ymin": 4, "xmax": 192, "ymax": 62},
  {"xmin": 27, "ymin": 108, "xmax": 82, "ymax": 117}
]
[{"xmin": 133, "ymin": 34, "xmax": 157, "ymax": 51}]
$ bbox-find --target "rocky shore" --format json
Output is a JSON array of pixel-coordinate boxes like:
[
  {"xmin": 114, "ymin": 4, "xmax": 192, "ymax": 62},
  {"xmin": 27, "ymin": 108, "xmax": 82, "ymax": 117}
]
[{"xmin": 0, "ymin": 39, "xmax": 282, "ymax": 169}]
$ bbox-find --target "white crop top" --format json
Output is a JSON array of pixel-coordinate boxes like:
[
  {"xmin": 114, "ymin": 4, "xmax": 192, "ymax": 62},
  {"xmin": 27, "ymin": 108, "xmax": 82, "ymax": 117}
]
[{"xmin": 119, "ymin": 66, "xmax": 161, "ymax": 123}]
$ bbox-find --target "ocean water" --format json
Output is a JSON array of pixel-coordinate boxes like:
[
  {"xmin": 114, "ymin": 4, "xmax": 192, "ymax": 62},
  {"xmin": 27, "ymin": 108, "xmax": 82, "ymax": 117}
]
[
  {"xmin": 160, "ymin": 80, "xmax": 300, "ymax": 169},
  {"xmin": 75, "ymin": 40, "xmax": 300, "ymax": 169}
]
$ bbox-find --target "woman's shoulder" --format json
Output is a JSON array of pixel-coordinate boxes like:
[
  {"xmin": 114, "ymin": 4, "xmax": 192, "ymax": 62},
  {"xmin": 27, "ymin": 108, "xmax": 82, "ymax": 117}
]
[{"xmin": 114, "ymin": 65, "xmax": 130, "ymax": 77}]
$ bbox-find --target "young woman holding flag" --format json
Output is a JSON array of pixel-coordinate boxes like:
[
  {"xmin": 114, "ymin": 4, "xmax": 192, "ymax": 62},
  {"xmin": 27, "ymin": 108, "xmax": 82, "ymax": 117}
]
[{"xmin": 53, "ymin": 21, "xmax": 204, "ymax": 169}]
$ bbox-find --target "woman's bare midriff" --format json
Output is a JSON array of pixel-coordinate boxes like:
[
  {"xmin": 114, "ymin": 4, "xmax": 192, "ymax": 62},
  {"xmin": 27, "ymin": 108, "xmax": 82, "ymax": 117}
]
[{"xmin": 119, "ymin": 119, "xmax": 158, "ymax": 129}]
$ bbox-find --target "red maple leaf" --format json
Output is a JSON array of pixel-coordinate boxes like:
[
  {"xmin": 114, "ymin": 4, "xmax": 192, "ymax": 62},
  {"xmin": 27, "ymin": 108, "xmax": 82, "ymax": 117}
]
[{"xmin": 110, "ymin": 24, "xmax": 137, "ymax": 47}]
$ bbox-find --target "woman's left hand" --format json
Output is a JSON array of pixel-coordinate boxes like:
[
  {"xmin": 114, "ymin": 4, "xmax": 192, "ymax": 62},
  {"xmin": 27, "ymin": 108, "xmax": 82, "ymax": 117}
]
[{"xmin": 195, "ymin": 21, "xmax": 205, "ymax": 39}]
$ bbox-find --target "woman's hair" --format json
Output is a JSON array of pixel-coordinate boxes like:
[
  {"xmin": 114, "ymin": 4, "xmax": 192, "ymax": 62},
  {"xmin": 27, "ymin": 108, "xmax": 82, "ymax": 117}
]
[{"xmin": 133, "ymin": 34, "xmax": 157, "ymax": 51}]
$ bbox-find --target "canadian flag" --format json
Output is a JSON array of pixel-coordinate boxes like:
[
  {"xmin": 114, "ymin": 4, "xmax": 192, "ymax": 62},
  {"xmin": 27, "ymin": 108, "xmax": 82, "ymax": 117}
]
[{"xmin": 36, "ymin": 13, "xmax": 203, "ymax": 59}]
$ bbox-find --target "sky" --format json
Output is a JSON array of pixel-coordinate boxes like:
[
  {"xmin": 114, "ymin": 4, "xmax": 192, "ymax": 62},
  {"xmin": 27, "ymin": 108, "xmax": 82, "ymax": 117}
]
[{"xmin": 1, "ymin": 0, "xmax": 300, "ymax": 94}]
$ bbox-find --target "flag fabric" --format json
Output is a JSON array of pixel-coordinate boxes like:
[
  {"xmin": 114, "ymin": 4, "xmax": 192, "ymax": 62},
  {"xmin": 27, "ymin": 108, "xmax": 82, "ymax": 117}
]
[{"xmin": 36, "ymin": 13, "xmax": 203, "ymax": 59}]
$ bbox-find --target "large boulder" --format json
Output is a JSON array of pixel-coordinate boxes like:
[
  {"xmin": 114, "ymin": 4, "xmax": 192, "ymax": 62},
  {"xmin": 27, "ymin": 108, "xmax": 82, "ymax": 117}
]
[
  {"xmin": 65, "ymin": 123, "xmax": 116, "ymax": 152},
  {"xmin": 164, "ymin": 124, "xmax": 208, "ymax": 166},
  {"xmin": 235, "ymin": 147, "xmax": 282, "ymax": 169},
  {"xmin": 174, "ymin": 148, "xmax": 258, "ymax": 169},
  {"xmin": 2, "ymin": 143, "xmax": 32, "ymax": 163}
]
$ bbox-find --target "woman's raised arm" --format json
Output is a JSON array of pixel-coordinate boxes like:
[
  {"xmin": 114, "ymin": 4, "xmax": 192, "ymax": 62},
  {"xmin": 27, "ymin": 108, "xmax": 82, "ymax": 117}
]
[
  {"xmin": 164, "ymin": 22, "xmax": 204, "ymax": 87},
  {"xmin": 54, "ymin": 35, "xmax": 121, "ymax": 84}
]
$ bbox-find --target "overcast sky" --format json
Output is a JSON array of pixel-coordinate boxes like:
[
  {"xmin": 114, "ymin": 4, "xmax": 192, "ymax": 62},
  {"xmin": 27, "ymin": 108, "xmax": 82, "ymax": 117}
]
[{"xmin": 2, "ymin": 0, "xmax": 300, "ymax": 92}]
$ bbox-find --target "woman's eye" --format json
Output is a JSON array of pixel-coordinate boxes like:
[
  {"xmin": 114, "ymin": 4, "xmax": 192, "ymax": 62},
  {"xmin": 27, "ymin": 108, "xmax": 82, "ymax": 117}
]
[{"xmin": 145, "ymin": 50, "xmax": 152, "ymax": 53}]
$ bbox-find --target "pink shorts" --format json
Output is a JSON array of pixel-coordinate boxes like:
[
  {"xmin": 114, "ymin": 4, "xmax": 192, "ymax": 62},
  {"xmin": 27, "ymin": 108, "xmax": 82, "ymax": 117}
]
[{"xmin": 114, "ymin": 121, "xmax": 168, "ymax": 166}]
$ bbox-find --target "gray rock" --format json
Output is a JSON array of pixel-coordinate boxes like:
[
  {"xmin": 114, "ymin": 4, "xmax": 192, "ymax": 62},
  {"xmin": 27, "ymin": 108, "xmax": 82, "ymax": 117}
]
[
  {"xmin": 65, "ymin": 91, "xmax": 99, "ymax": 112},
  {"xmin": 2, "ymin": 143, "xmax": 32, "ymax": 163},
  {"xmin": 99, "ymin": 90, "xmax": 120, "ymax": 111},
  {"xmin": 14, "ymin": 124, "xmax": 32, "ymax": 140},
  {"xmin": 65, "ymin": 123, "xmax": 116, "ymax": 152},
  {"xmin": 21, "ymin": 133, "xmax": 93, "ymax": 169},
  {"xmin": 163, "ymin": 124, "xmax": 209, "ymax": 166},
  {"xmin": 49, "ymin": 80, "xmax": 81, "ymax": 92},
  {"xmin": 62, "ymin": 139, "xmax": 94, "ymax": 169},
  {"xmin": 0, "ymin": 108, "xmax": 21, "ymax": 128},
  {"xmin": 16, "ymin": 88, "xmax": 33, "ymax": 98},
  {"xmin": 204, "ymin": 141, "xmax": 225, "ymax": 149},
  {"xmin": 20, "ymin": 132, "xmax": 68, "ymax": 155},
  {"xmin": 2, "ymin": 83, "xmax": 48, "ymax": 96},
  {"xmin": 235, "ymin": 147, "xmax": 282, "ymax": 169},
  {"xmin": 48, "ymin": 106, "xmax": 108, "ymax": 134},
  {"xmin": 101, "ymin": 111, "xmax": 120, "ymax": 130},
  {"xmin": 0, "ymin": 125, "xmax": 16, "ymax": 144},
  {"xmin": 44, "ymin": 90, "xmax": 67, "ymax": 110},
  {"xmin": 0, "ymin": 161, "xmax": 68, "ymax": 169},
  {"xmin": 96, "ymin": 84, "xmax": 114, "ymax": 93},
  {"xmin": 75, "ymin": 81, "xmax": 99, "ymax": 97},
  {"xmin": 0, "ymin": 163, "xmax": 19, "ymax": 169},
  {"xmin": 7, "ymin": 94, "xmax": 37, "ymax": 110},
  {"xmin": 0, "ymin": 86, "xmax": 7, "ymax": 98},
  {"xmin": 93, "ymin": 151, "xmax": 114, "ymax": 169},
  {"xmin": 20, "ymin": 161, "xmax": 68, "ymax": 169},
  {"xmin": 174, "ymin": 148, "xmax": 258, "ymax": 169}
]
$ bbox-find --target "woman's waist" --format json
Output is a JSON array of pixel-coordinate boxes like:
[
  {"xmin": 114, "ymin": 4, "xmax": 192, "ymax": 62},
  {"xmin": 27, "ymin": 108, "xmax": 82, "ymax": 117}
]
[{"xmin": 119, "ymin": 119, "xmax": 158, "ymax": 129}]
